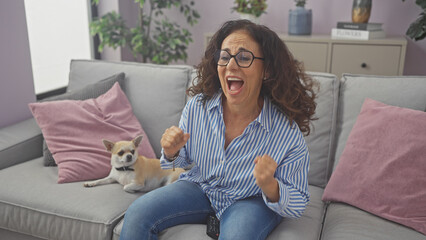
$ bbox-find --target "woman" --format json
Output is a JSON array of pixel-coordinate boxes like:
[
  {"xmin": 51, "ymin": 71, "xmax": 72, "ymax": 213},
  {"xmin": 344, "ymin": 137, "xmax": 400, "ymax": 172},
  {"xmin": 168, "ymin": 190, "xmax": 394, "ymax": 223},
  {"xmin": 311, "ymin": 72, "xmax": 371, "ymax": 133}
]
[{"xmin": 120, "ymin": 19, "xmax": 317, "ymax": 240}]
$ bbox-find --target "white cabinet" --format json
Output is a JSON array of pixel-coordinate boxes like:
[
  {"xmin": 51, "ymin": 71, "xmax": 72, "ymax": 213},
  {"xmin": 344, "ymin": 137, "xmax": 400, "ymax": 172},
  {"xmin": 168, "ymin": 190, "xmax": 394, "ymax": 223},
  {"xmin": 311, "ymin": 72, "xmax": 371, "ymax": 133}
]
[{"xmin": 280, "ymin": 35, "xmax": 407, "ymax": 77}]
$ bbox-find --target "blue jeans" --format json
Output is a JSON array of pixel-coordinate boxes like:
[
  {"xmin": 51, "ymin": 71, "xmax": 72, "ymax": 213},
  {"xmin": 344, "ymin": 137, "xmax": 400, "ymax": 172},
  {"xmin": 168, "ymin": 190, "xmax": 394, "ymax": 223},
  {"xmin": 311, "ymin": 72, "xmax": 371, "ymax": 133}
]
[{"xmin": 119, "ymin": 180, "xmax": 282, "ymax": 240}]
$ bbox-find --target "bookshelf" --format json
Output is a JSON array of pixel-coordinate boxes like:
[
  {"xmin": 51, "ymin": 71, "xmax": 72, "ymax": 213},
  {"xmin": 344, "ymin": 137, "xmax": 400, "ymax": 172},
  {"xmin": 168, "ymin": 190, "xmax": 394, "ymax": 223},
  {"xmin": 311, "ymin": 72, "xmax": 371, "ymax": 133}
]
[{"xmin": 204, "ymin": 34, "xmax": 407, "ymax": 77}]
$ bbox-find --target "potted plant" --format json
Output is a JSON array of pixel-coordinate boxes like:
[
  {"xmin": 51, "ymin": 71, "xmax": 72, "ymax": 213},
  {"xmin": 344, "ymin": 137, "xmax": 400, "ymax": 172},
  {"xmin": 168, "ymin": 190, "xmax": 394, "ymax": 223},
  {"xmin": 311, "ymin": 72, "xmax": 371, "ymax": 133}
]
[
  {"xmin": 90, "ymin": 0, "xmax": 200, "ymax": 64},
  {"xmin": 402, "ymin": 0, "xmax": 426, "ymax": 41},
  {"xmin": 288, "ymin": 0, "xmax": 312, "ymax": 35},
  {"xmin": 232, "ymin": 0, "xmax": 267, "ymax": 23}
]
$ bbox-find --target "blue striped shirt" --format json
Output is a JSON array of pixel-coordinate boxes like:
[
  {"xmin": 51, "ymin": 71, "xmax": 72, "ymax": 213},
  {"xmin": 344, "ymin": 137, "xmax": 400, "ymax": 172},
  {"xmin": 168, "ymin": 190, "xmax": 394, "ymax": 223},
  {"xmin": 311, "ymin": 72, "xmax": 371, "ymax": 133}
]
[{"xmin": 160, "ymin": 92, "xmax": 310, "ymax": 219}]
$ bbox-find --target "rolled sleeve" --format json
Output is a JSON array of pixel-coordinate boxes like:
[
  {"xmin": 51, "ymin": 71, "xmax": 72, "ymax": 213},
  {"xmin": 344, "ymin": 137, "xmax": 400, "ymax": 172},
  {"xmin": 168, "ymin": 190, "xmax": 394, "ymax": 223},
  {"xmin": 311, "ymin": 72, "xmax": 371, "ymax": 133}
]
[
  {"xmin": 262, "ymin": 179, "xmax": 289, "ymax": 214},
  {"xmin": 262, "ymin": 179, "xmax": 309, "ymax": 218},
  {"xmin": 263, "ymin": 141, "xmax": 310, "ymax": 218}
]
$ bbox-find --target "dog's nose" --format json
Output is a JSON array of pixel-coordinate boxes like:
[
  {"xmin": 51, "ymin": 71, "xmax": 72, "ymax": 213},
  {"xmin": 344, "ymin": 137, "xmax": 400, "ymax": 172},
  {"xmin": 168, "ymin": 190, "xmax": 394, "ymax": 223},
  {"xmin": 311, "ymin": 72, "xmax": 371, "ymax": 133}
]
[{"xmin": 126, "ymin": 154, "xmax": 133, "ymax": 162}]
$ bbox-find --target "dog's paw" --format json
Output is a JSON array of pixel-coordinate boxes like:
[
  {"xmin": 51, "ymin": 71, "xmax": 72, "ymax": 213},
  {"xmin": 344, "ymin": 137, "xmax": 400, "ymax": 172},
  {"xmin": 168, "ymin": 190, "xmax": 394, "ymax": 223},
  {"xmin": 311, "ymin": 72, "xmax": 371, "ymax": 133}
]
[
  {"xmin": 123, "ymin": 185, "xmax": 136, "ymax": 193},
  {"xmin": 83, "ymin": 182, "xmax": 95, "ymax": 188}
]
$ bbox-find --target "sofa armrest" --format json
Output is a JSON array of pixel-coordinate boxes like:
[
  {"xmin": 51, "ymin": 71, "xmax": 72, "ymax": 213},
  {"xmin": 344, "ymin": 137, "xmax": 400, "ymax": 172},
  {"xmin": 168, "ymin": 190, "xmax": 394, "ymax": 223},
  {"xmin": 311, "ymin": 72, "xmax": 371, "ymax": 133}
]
[{"xmin": 0, "ymin": 118, "xmax": 43, "ymax": 170}]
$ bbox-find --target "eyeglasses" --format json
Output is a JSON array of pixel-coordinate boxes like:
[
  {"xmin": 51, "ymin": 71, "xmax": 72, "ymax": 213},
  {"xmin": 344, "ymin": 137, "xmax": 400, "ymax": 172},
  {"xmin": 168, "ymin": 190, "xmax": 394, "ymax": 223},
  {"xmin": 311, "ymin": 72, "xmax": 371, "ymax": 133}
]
[{"xmin": 215, "ymin": 50, "xmax": 264, "ymax": 68}]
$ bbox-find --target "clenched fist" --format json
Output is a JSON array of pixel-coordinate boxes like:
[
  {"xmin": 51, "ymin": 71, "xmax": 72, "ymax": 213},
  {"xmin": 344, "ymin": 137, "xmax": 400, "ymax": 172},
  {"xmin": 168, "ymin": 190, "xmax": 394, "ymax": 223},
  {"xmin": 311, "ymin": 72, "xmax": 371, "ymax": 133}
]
[
  {"xmin": 161, "ymin": 126, "xmax": 190, "ymax": 159},
  {"xmin": 253, "ymin": 154, "xmax": 279, "ymax": 202}
]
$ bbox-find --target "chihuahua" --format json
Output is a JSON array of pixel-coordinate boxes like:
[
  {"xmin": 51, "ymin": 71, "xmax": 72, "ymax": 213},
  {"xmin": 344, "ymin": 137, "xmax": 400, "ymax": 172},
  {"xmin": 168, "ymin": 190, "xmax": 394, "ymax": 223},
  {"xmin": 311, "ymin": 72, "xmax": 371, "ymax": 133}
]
[{"xmin": 84, "ymin": 135, "xmax": 184, "ymax": 193}]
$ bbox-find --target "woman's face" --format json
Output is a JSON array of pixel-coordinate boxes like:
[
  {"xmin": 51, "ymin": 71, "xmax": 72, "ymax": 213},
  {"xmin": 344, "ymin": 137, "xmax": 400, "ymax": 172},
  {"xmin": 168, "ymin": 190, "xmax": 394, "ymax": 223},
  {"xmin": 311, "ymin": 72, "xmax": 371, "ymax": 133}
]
[{"xmin": 217, "ymin": 30, "xmax": 265, "ymax": 108}]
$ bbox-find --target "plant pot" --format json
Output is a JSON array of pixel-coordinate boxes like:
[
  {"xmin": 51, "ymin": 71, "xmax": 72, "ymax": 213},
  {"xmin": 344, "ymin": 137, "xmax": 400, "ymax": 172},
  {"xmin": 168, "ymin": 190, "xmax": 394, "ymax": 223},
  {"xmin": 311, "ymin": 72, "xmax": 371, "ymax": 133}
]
[
  {"xmin": 288, "ymin": 7, "xmax": 312, "ymax": 35},
  {"xmin": 352, "ymin": 0, "xmax": 372, "ymax": 23},
  {"xmin": 239, "ymin": 13, "xmax": 260, "ymax": 24}
]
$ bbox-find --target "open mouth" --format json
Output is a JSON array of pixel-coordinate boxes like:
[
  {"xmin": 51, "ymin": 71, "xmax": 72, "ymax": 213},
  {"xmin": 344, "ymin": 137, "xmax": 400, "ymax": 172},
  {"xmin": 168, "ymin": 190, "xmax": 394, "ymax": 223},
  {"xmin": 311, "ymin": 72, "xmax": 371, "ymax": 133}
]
[{"xmin": 227, "ymin": 77, "xmax": 244, "ymax": 94}]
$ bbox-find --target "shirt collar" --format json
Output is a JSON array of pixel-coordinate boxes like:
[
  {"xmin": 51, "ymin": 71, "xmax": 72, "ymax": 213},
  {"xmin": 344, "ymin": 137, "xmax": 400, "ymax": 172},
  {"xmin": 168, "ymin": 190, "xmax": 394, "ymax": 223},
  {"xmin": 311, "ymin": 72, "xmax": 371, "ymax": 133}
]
[
  {"xmin": 255, "ymin": 96, "xmax": 272, "ymax": 133},
  {"xmin": 206, "ymin": 91, "xmax": 223, "ymax": 113}
]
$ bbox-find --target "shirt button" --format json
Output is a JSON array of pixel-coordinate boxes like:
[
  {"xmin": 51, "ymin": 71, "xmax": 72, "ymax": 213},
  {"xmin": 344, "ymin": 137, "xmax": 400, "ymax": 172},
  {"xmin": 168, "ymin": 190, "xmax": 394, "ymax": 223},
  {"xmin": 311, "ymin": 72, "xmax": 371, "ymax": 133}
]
[{"xmin": 220, "ymin": 160, "xmax": 225, "ymax": 164}]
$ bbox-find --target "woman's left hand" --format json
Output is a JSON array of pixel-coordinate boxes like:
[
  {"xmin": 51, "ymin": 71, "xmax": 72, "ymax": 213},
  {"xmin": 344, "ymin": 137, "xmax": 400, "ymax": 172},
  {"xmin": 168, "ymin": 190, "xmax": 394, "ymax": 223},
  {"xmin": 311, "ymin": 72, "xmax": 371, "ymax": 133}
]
[{"xmin": 253, "ymin": 155, "xmax": 279, "ymax": 202}]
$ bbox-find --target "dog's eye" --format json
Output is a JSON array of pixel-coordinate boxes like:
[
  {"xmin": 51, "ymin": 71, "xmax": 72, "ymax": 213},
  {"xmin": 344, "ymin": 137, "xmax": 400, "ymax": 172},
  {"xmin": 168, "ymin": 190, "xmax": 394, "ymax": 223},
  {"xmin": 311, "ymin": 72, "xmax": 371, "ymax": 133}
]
[
  {"xmin": 118, "ymin": 151, "xmax": 124, "ymax": 156},
  {"xmin": 130, "ymin": 150, "xmax": 135, "ymax": 155}
]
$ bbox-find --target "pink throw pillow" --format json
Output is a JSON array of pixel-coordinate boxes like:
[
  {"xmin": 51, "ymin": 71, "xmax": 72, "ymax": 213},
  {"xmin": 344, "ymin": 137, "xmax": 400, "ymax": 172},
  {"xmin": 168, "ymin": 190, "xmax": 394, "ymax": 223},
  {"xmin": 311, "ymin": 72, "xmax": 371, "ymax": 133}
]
[
  {"xmin": 322, "ymin": 98, "xmax": 426, "ymax": 235},
  {"xmin": 29, "ymin": 82, "xmax": 156, "ymax": 183}
]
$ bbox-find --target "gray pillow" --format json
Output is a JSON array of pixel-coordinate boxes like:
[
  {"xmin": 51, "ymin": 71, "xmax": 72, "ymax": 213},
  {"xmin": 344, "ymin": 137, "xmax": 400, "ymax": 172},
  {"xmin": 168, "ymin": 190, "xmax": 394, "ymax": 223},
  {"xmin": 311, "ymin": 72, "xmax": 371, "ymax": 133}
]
[{"xmin": 41, "ymin": 72, "xmax": 125, "ymax": 166}]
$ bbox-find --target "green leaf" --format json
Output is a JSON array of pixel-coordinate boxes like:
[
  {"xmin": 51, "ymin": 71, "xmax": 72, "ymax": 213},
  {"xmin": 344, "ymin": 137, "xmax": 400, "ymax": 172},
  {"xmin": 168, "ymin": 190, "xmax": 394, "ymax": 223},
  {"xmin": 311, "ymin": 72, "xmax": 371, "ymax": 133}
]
[
  {"xmin": 401, "ymin": 0, "xmax": 426, "ymax": 41},
  {"xmin": 415, "ymin": 0, "xmax": 426, "ymax": 9},
  {"xmin": 134, "ymin": 0, "xmax": 145, "ymax": 8},
  {"xmin": 408, "ymin": 10, "xmax": 426, "ymax": 41},
  {"xmin": 193, "ymin": 10, "xmax": 200, "ymax": 19},
  {"xmin": 406, "ymin": 16, "xmax": 426, "ymax": 41}
]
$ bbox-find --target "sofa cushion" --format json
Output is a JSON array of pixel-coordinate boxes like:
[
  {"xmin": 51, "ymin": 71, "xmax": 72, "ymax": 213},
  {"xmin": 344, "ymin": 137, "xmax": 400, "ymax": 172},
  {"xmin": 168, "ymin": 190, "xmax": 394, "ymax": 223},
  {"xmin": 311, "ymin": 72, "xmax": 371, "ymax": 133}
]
[
  {"xmin": 0, "ymin": 157, "xmax": 143, "ymax": 240},
  {"xmin": 334, "ymin": 74, "xmax": 426, "ymax": 169},
  {"xmin": 323, "ymin": 98, "xmax": 426, "ymax": 235},
  {"xmin": 304, "ymin": 72, "xmax": 339, "ymax": 187},
  {"xmin": 69, "ymin": 60, "xmax": 193, "ymax": 157},
  {"xmin": 29, "ymin": 83, "xmax": 155, "ymax": 183},
  {"xmin": 40, "ymin": 72, "xmax": 126, "ymax": 167},
  {"xmin": 112, "ymin": 185, "xmax": 326, "ymax": 240},
  {"xmin": 0, "ymin": 229, "xmax": 42, "ymax": 240},
  {"xmin": 321, "ymin": 203, "xmax": 426, "ymax": 240},
  {"xmin": 0, "ymin": 118, "xmax": 42, "ymax": 170}
]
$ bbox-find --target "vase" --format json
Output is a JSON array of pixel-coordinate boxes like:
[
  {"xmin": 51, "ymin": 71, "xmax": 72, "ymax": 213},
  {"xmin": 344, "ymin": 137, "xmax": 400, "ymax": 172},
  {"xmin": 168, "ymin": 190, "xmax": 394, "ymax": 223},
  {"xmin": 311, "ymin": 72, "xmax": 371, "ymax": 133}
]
[
  {"xmin": 352, "ymin": 0, "xmax": 372, "ymax": 23},
  {"xmin": 239, "ymin": 13, "xmax": 260, "ymax": 24},
  {"xmin": 288, "ymin": 6, "xmax": 312, "ymax": 35}
]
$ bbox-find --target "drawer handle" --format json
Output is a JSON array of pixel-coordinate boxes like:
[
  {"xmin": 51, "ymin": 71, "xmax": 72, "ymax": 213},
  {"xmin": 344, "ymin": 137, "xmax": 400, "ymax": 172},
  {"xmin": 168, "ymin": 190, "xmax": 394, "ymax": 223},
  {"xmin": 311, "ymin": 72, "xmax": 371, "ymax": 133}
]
[{"xmin": 361, "ymin": 63, "xmax": 367, "ymax": 68}]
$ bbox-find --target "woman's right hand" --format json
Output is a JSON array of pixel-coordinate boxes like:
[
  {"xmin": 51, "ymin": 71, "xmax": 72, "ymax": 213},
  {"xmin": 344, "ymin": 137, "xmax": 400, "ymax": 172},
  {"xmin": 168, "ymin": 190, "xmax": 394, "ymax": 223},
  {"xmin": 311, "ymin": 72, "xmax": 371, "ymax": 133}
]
[{"xmin": 161, "ymin": 126, "xmax": 190, "ymax": 159}]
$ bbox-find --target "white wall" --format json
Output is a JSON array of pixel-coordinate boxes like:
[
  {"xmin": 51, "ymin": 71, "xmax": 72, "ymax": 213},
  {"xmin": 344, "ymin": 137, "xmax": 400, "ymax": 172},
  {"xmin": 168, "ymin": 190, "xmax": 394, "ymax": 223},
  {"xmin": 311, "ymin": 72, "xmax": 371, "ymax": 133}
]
[{"xmin": 25, "ymin": 0, "xmax": 93, "ymax": 94}]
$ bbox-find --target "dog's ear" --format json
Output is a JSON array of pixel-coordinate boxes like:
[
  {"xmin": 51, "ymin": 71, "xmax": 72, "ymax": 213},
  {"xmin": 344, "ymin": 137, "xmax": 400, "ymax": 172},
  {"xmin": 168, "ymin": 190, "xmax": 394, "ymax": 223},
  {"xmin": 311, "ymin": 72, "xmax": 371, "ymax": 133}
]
[
  {"xmin": 133, "ymin": 135, "xmax": 143, "ymax": 148},
  {"xmin": 103, "ymin": 139, "xmax": 115, "ymax": 152}
]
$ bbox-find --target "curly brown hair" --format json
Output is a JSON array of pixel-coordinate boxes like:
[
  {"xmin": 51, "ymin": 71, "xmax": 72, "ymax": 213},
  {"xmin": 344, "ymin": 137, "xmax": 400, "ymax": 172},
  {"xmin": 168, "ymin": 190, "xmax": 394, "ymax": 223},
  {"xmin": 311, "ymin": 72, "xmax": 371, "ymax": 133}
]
[{"xmin": 188, "ymin": 19, "xmax": 317, "ymax": 136}]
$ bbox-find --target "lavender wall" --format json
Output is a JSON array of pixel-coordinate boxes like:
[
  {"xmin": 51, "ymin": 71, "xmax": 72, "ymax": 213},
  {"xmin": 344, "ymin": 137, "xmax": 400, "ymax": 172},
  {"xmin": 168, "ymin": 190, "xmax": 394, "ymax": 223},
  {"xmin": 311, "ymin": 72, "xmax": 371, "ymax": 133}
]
[
  {"xmin": 0, "ymin": 0, "xmax": 36, "ymax": 128},
  {"xmin": 151, "ymin": 0, "xmax": 425, "ymax": 75}
]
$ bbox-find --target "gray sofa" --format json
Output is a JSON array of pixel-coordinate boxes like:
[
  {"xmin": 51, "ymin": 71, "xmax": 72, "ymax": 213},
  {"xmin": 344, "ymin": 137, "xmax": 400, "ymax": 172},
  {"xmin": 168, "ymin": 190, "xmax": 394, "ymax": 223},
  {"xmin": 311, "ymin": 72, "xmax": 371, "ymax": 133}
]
[{"xmin": 0, "ymin": 59, "xmax": 425, "ymax": 240}]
